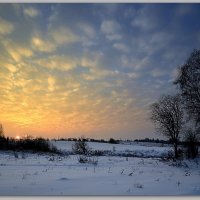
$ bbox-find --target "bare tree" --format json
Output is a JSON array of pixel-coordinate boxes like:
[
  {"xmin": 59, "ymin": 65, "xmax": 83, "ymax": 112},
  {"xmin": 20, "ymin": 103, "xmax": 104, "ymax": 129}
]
[
  {"xmin": 150, "ymin": 94, "xmax": 184, "ymax": 159},
  {"xmin": 174, "ymin": 49, "xmax": 200, "ymax": 125}
]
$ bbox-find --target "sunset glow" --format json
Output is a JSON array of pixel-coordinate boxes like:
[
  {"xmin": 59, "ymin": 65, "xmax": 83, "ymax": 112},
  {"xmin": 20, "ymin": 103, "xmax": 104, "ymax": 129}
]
[
  {"xmin": 15, "ymin": 135, "xmax": 20, "ymax": 140},
  {"xmin": 0, "ymin": 3, "xmax": 200, "ymax": 139}
]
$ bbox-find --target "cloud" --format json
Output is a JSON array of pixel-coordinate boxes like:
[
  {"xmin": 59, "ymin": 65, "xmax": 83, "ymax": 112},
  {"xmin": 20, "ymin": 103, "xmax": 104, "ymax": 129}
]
[
  {"xmin": 81, "ymin": 57, "xmax": 97, "ymax": 68},
  {"xmin": 1, "ymin": 3, "xmax": 199, "ymax": 139},
  {"xmin": 131, "ymin": 5, "xmax": 158, "ymax": 31},
  {"xmin": 31, "ymin": 36, "xmax": 56, "ymax": 53},
  {"xmin": 120, "ymin": 54, "xmax": 149, "ymax": 70},
  {"xmin": 106, "ymin": 34, "xmax": 122, "ymax": 41},
  {"xmin": 48, "ymin": 76, "xmax": 56, "ymax": 92},
  {"xmin": 124, "ymin": 7, "xmax": 136, "ymax": 19},
  {"xmin": 9, "ymin": 47, "xmax": 33, "ymax": 62},
  {"xmin": 2, "ymin": 40, "xmax": 33, "ymax": 62},
  {"xmin": 127, "ymin": 72, "xmax": 140, "ymax": 79},
  {"xmin": 78, "ymin": 23, "xmax": 97, "ymax": 47},
  {"xmin": 0, "ymin": 55, "xmax": 19, "ymax": 73},
  {"xmin": 101, "ymin": 20, "xmax": 122, "ymax": 41},
  {"xmin": 87, "ymin": 67, "xmax": 114, "ymax": 80},
  {"xmin": 35, "ymin": 50, "xmax": 104, "ymax": 74},
  {"xmin": 4, "ymin": 63, "xmax": 18, "ymax": 73},
  {"xmin": 120, "ymin": 55, "xmax": 130, "ymax": 68},
  {"xmin": 78, "ymin": 23, "xmax": 96, "ymax": 38},
  {"xmin": 132, "ymin": 17, "xmax": 155, "ymax": 31},
  {"xmin": 0, "ymin": 17, "xmax": 14, "ymax": 35},
  {"xmin": 81, "ymin": 36, "xmax": 96, "ymax": 47},
  {"xmin": 101, "ymin": 19, "xmax": 120, "ymax": 34},
  {"xmin": 170, "ymin": 68, "xmax": 179, "ymax": 82},
  {"xmin": 176, "ymin": 4, "xmax": 193, "ymax": 16},
  {"xmin": 113, "ymin": 43, "xmax": 130, "ymax": 52},
  {"xmin": 50, "ymin": 27, "xmax": 79, "ymax": 45},
  {"xmin": 0, "ymin": 66, "xmax": 13, "ymax": 91},
  {"xmin": 0, "ymin": 63, "xmax": 42, "ymax": 123},
  {"xmin": 151, "ymin": 68, "xmax": 166, "ymax": 78},
  {"xmin": 37, "ymin": 55, "xmax": 79, "ymax": 71},
  {"xmin": 82, "ymin": 66, "xmax": 112, "ymax": 81},
  {"xmin": 23, "ymin": 7, "xmax": 40, "ymax": 18}
]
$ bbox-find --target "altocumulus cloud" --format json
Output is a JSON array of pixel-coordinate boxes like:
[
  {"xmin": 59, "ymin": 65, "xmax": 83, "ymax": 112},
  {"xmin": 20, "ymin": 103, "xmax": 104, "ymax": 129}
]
[{"xmin": 0, "ymin": 3, "xmax": 200, "ymax": 139}]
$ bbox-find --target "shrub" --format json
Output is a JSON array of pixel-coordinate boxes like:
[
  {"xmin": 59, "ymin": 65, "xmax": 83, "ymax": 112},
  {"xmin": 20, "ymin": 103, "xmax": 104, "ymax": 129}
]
[
  {"xmin": 78, "ymin": 155, "xmax": 98, "ymax": 165},
  {"xmin": 0, "ymin": 136, "xmax": 7, "ymax": 150},
  {"xmin": 72, "ymin": 137, "xmax": 98, "ymax": 165},
  {"xmin": 72, "ymin": 137, "xmax": 90, "ymax": 155},
  {"xmin": 109, "ymin": 138, "xmax": 119, "ymax": 144},
  {"xmin": 0, "ymin": 136, "xmax": 61, "ymax": 154},
  {"xmin": 78, "ymin": 155, "xmax": 89, "ymax": 163},
  {"xmin": 90, "ymin": 150, "xmax": 104, "ymax": 156},
  {"xmin": 88, "ymin": 156, "xmax": 98, "ymax": 165},
  {"xmin": 161, "ymin": 150, "xmax": 174, "ymax": 161},
  {"xmin": 18, "ymin": 137, "xmax": 59, "ymax": 153}
]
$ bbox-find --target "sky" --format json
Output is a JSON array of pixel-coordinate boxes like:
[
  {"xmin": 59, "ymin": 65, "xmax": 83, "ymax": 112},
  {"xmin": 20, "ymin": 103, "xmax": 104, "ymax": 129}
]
[{"xmin": 0, "ymin": 3, "xmax": 200, "ymax": 140}]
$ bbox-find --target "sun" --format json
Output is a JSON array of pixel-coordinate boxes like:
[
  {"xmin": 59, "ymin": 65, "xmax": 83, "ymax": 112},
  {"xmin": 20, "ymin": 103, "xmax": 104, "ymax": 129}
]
[{"xmin": 15, "ymin": 135, "xmax": 20, "ymax": 140}]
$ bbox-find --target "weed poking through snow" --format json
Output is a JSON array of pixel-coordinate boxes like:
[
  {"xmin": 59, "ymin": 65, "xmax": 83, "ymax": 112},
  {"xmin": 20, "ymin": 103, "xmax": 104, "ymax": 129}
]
[{"xmin": 134, "ymin": 183, "xmax": 143, "ymax": 189}]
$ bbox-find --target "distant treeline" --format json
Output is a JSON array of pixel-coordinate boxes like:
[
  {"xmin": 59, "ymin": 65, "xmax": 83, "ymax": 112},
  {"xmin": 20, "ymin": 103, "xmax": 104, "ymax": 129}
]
[
  {"xmin": 52, "ymin": 137, "xmax": 120, "ymax": 144},
  {"xmin": 134, "ymin": 138, "xmax": 200, "ymax": 146},
  {"xmin": 0, "ymin": 136, "xmax": 61, "ymax": 154},
  {"xmin": 52, "ymin": 137, "xmax": 184, "ymax": 145},
  {"xmin": 134, "ymin": 138, "xmax": 171, "ymax": 144},
  {"xmin": 52, "ymin": 137, "xmax": 200, "ymax": 146}
]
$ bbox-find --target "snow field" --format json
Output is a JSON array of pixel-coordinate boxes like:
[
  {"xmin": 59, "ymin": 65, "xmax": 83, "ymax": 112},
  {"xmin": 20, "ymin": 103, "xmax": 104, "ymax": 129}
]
[{"xmin": 0, "ymin": 141, "xmax": 199, "ymax": 195}]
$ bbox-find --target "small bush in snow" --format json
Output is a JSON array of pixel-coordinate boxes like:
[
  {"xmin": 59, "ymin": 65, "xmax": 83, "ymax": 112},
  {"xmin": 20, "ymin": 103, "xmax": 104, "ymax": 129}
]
[
  {"xmin": 78, "ymin": 155, "xmax": 88, "ymax": 163},
  {"xmin": 72, "ymin": 137, "xmax": 90, "ymax": 155},
  {"xmin": 88, "ymin": 156, "xmax": 98, "ymax": 165},
  {"xmin": 78, "ymin": 155, "xmax": 98, "ymax": 165},
  {"xmin": 90, "ymin": 150, "xmax": 104, "ymax": 156},
  {"xmin": 48, "ymin": 156, "xmax": 55, "ymax": 161},
  {"xmin": 109, "ymin": 138, "xmax": 119, "ymax": 144},
  {"xmin": 165, "ymin": 150, "xmax": 174, "ymax": 160},
  {"xmin": 72, "ymin": 137, "xmax": 98, "ymax": 165}
]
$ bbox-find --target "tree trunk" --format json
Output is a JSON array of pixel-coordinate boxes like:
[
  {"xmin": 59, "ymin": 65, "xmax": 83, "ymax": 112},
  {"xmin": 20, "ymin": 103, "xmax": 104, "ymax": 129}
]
[{"xmin": 174, "ymin": 143, "xmax": 178, "ymax": 159}]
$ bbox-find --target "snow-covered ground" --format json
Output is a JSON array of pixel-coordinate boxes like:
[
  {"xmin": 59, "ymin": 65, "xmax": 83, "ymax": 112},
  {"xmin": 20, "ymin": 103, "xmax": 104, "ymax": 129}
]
[
  {"xmin": 52, "ymin": 141, "xmax": 171, "ymax": 158},
  {"xmin": 0, "ymin": 141, "xmax": 199, "ymax": 195}
]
